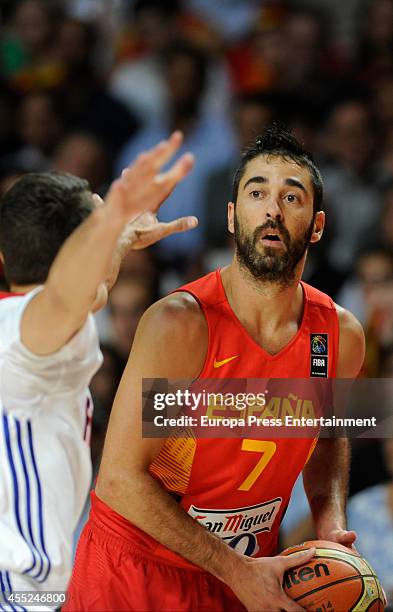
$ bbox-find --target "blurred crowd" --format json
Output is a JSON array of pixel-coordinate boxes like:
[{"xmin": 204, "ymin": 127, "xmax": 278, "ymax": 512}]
[{"xmin": 1, "ymin": 0, "xmax": 393, "ymax": 595}]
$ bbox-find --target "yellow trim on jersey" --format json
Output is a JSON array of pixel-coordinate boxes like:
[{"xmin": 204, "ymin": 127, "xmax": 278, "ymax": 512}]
[{"xmin": 149, "ymin": 427, "xmax": 196, "ymax": 495}]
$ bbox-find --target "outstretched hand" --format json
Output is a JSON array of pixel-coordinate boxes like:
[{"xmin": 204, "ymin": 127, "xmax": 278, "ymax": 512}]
[
  {"xmin": 105, "ymin": 131, "xmax": 194, "ymax": 222},
  {"xmin": 125, "ymin": 211, "xmax": 198, "ymax": 250}
]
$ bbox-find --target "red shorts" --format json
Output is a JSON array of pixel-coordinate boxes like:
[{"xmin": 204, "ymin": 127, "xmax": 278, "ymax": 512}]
[{"xmin": 64, "ymin": 492, "xmax": 246, "ymax": 612}]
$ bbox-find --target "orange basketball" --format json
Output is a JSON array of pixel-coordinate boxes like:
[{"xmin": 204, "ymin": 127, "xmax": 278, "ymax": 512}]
[{"xmin": 281, "ymin": 540, "xmax": 386, "ymax": 611}]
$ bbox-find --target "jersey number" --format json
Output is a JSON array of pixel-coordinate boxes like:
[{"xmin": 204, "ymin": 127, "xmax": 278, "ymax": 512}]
[{"xmin": 238, "ymin": 440, "xmax": 277, "ymax": 491}]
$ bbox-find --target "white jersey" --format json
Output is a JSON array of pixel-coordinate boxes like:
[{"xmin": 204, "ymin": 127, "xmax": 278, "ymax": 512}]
[{"xmin": 0, "ymin": 288, "xmax": 102, "ymax": 610}]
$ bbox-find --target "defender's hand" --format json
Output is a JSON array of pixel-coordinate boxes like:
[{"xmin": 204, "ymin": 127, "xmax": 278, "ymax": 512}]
[
  {"xmin": 229, "ymin": 548, "xmax": 315, "ymax": 612},
  {"xmin": 105, "ymin": 131, "xmax": 194, "ymax": 221},
  {"xmin": 122, "ymin": 211, "xmax": 198, "ymax": 251}
]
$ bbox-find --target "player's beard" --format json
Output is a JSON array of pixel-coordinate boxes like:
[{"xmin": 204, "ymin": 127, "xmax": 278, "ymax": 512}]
[{"xmin": 234, "ymin": 213, "xmax": 315, "ymax": 286}]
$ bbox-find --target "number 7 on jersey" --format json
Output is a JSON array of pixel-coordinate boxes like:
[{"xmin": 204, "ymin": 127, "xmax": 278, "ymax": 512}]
[{"xmin": 238, "ymin": 440, "xmax": 277, "ymax": 491}]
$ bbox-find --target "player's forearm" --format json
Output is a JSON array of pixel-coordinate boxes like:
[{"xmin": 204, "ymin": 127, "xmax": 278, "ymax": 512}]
[
  {"xmin": 47, "ymin": 205, "xmax": 125, "ymax": 320},
  {"xmin": 302, "ymin": 438, "xmax": 350, "ymax": 536},
  {"xmin": 21, "ymin": 205, "xmax": 127, "ymax": 354},
  {"xmin": 96, "ymin": 469, "xmax": 242, "ymax": 584},
  {"xmin": 103, "ymin": 226, "xmax": 136, "ymax": 292}
]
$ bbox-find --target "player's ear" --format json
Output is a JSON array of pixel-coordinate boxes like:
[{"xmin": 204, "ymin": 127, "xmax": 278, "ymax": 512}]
[
  {"xmin": 228, "ymin": 202, "xmax": 235, "ymax": 234},
  {"xmin": 310, "ymin": 211, "xmax": 325, "ymax": 244}
]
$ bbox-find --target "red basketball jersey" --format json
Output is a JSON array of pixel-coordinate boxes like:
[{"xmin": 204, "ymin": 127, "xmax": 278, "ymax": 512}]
[{"xmin": 148, "ymin": 269, "xmax": 339, "ymax": 565}]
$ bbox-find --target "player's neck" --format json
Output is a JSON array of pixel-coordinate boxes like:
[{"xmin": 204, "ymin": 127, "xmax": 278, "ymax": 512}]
[
  {"xmin": 9, "ymin": 282, "xmax": 40, "ymax": 294},
  {"xmin": 223, "ymin": 260, "xmax": 304, "ymax": 330}
]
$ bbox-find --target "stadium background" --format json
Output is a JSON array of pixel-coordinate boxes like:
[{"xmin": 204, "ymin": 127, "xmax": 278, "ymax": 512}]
[{"xmin": 1, "ymin": 0, "xmax": 393, "ymax": 602}]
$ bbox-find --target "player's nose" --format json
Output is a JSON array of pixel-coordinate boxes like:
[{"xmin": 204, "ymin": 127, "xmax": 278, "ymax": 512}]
[{"xmin": 264, "ymin": 195, "xmax": 282, "ymax": 220}]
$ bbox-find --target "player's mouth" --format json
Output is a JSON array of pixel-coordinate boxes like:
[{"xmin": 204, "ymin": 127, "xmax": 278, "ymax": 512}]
[{"xmin": 259, "ymin": 229, "xmax": 284, "ymax": 248}]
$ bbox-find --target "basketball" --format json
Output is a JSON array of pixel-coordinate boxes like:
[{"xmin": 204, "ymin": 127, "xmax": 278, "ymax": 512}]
[{"xmin": 281, "ymin": 540, "xmax": 386, "ymax": 611}]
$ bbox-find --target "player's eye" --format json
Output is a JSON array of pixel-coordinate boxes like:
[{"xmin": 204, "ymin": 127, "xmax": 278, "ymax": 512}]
[
  {"xmin": 284, "ymin": 193, "xmax": 299, "ymax": 203},
  {"xmin": 250, "ymin": 190, "xmax": 263, "ymax": 199}
]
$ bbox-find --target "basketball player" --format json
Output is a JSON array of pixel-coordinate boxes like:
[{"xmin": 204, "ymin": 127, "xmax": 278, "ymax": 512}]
[
  {"xmin": 66, "ymin": 126, "xmax": 365, "ymax": 612},
  {"xmin": 0, "ymin": 133, "xmax": 196, "ymax": 609}
]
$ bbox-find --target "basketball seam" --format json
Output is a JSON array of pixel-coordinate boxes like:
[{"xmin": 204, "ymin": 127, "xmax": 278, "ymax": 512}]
[
  {"xmin": 312, "ymin": 554, "xmax": 363, "ymax": 575},
  {"xmin": 294, "ymin": 574, "xmax": 376, "ymax": 602},
  {"xmin": 284, "ymin": 547, "xmax": 359, "ymax": 558},
  {"xmin": 284, "ymin": 551, "xmax": 364, "ymax": 575},
  {"xmin": 362, "ymin": 581, "xmax": 384, "ymax": 612},
  {"xmin": 351, "ymin": 571, "xmax": 365, "ymax": 609},
  {"xmin": 365, "ymin": 598, "xmax": 385, "ymax": 612},
  {"xmin": 362, "ymin": 558, "xmax": 382, "ymax": 607}
]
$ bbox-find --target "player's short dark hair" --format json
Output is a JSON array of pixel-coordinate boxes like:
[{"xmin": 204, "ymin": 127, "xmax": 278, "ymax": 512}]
[
  {"xmin": 0, "ymin": 171, "xmax": 94, "ymax": 286},
  {"xmin": 232, "ymin": 124, "xmax": 323, "ymax": 215}
]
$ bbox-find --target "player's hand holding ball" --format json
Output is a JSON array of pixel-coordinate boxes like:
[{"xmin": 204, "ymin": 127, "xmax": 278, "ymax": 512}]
[
  {"xmin": 320, "ymin": 526, "xmax": 358, "ymax": 550},
  {"xmin": 228, "ymin": 547, "xmax": 316, "ymax": 611}
]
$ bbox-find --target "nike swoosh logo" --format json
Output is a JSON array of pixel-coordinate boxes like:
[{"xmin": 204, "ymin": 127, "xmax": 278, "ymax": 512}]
[{"xmin": 213, "ymin": 355, "xmax": 239, "ymax": 368}]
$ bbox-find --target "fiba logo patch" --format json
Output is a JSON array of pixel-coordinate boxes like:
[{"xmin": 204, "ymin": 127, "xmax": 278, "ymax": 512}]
[
  {"xmin": 311, "ymin": 335, "xmax": 327, "ymax": 354},
  {"xmin": 310, "ymin": 333, "xmax": 328, "ymax": 377}
]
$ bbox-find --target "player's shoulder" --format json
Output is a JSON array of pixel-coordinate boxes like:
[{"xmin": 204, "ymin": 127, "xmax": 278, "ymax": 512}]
[
  {"xmin": 334, "ymin": 303, "xmax": 365, "ymax": 377},
  {"xmin": 335, "ymin": 303, "xmax": 365, "ymax": 344},
  {"xmin": 139, "ymin": 291, "xmax": 207, "ymax": 341},
  {"xmin": 133, "ymin": 292, "xmax": 208, "ymax": 378}
]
